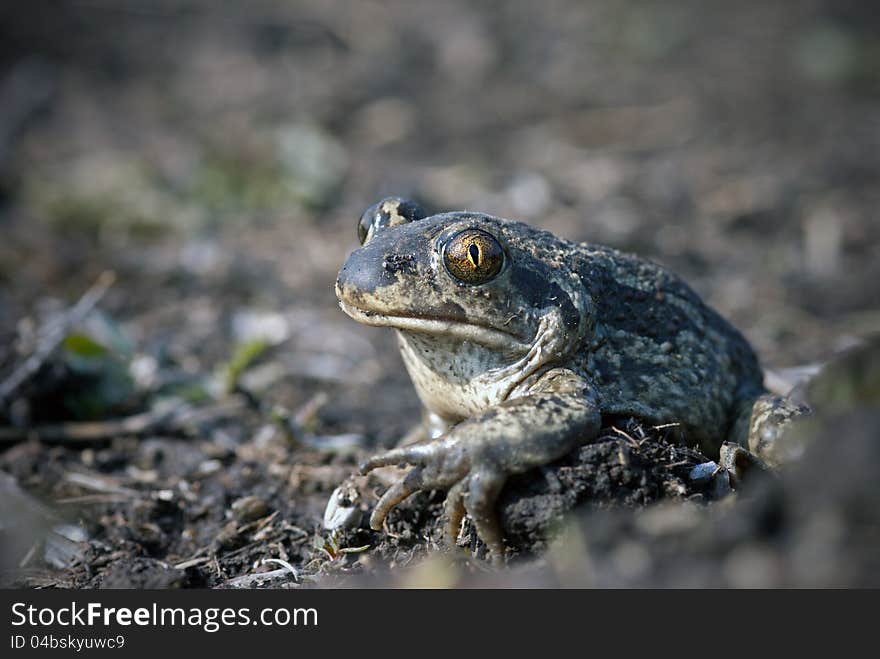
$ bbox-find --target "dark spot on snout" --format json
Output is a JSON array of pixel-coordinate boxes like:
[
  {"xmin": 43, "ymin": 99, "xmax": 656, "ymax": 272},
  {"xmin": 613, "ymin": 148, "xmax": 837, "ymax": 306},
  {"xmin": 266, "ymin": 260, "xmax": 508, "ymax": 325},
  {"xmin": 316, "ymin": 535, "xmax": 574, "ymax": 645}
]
[
  {"xmin": 337, "ymin": 234, "xmax": 424, "ymax": 299},
  {"xmin": 382, "ymin": 253, "xmax": 418, "ymax": 276}
]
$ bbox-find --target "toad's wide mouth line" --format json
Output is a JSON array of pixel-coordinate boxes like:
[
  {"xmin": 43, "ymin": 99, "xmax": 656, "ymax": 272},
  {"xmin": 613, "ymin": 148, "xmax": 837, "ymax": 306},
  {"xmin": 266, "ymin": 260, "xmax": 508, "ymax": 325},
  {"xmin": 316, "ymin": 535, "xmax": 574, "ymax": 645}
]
[{"xmin": 337, "ymin": 300, "xmax": 530, "ymax": 352}]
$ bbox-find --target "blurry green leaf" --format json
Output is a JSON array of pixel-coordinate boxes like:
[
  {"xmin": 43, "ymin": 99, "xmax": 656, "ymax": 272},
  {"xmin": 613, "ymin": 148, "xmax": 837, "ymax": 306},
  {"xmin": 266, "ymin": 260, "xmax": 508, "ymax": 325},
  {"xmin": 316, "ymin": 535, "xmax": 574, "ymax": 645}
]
[
  {"xmin": 166, "ymin": 382, "xmax": 212, "ymax": 405},
  {"xmin": 63, "ymin": 334, "xmax": 111, "ymax": 376},
  {"xmin": 63, "ymin": 333, "xmax": 108, "ymax": 359},
  {"xmin": 222, "ymin": 339, "xmax": 269, "ymax": 393}
]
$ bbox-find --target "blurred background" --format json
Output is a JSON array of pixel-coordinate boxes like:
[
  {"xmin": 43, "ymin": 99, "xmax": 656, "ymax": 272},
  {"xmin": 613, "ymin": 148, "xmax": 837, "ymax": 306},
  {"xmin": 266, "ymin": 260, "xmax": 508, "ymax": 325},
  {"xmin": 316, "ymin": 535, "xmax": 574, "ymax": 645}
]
[{"xmin": 0, "ymin": 0, "xmax": 878, "ymax": 587}]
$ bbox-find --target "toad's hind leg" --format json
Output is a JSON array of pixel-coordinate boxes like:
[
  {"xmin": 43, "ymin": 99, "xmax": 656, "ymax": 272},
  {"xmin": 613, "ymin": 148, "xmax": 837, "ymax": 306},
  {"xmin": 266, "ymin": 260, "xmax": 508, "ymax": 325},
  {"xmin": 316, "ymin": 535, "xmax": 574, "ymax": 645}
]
[{"xmin": 732, "ymin": 393, "xmax": 811, "ymax": 466}]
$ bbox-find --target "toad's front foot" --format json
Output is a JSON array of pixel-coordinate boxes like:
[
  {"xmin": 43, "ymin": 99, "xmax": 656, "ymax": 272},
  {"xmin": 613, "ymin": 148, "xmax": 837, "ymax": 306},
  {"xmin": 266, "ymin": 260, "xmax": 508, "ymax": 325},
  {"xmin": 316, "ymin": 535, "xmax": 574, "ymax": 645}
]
[
  {"xmin": 360, "ymin": 436, "xmax": 510, "ymax": 561},
  {"xmin": 360, "ymin": 373, "xmax": 602, "ymax": 562}
]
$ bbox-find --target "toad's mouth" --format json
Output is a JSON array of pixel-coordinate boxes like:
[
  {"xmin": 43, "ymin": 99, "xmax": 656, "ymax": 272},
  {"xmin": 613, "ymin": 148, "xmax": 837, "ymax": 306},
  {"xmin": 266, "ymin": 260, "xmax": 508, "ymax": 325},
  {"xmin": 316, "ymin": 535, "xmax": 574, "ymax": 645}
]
[{"xmin": 338, "ymin": 300, "xmax": 530, "ymax": 352}]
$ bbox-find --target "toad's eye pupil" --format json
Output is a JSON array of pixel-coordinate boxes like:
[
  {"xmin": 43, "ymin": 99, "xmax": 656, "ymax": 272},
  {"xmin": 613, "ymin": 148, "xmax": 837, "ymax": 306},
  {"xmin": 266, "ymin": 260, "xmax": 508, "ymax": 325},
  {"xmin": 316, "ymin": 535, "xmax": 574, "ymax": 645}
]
[{"xmin": 468, "ymin": 243, "xmax": 480, "ymax": 266}]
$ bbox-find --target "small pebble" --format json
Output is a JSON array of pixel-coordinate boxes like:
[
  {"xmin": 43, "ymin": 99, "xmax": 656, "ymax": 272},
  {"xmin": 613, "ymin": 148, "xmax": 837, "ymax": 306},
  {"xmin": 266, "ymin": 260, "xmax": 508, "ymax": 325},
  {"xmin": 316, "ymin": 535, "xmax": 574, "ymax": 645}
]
[
  {"xmin": 231, "ymin": 495, "xmax": 269, "ymax": 523},
  {"xmin": 689, "ymin": 461, "xmax": 718, "ymax": 484},
  {"xmin": 197, "ymin": 459, "xmax": 222, "ymax": 476},
  {"xmin": 689, "ymin": 460, "xmax": 732, "ymax": 500},
  {"xmin": 215, "ymin": 521, "xmax": 244, "ymax": 549}
]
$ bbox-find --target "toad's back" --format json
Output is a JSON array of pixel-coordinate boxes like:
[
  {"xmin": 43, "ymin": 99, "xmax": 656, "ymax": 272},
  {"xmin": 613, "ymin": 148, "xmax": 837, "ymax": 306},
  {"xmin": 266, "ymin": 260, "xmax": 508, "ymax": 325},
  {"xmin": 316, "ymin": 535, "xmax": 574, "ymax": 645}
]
[{"xmin": 569, "ymin": 242, "xmax": 766, "ymax": 445}]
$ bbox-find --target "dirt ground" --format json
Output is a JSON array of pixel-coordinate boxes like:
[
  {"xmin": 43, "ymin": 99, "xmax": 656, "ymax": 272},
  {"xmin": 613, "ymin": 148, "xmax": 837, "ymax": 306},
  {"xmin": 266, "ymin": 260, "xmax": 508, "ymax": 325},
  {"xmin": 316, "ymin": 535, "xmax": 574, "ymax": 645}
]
[{"xmin": 0, "ymin": 0, "xmax": 878, "ymax": 588}]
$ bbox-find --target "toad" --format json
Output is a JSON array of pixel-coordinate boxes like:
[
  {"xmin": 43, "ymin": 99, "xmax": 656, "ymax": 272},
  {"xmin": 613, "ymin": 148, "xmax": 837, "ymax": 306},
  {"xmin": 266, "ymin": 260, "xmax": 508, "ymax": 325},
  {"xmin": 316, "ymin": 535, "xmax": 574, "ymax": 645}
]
[{"xmin": 335, "ymin": 197, "xmax": 807, "ymax": 561}]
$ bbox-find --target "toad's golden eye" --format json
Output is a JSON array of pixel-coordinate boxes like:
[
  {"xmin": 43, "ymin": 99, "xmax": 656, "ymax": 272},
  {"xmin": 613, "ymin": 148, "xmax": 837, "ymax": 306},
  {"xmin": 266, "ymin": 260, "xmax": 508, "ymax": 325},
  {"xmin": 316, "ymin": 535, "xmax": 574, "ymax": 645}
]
[{"xmin": 443, "ymin": 229, "xmax": 504, "ymax": 284}]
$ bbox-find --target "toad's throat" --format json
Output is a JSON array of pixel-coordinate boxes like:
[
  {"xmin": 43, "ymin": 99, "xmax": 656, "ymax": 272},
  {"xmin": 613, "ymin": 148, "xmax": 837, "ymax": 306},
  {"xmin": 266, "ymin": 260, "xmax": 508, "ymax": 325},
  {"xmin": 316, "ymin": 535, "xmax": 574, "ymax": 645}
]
[{"xmin": 337, "ymin": 300, "xmax": 530, "ymax": 352}]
